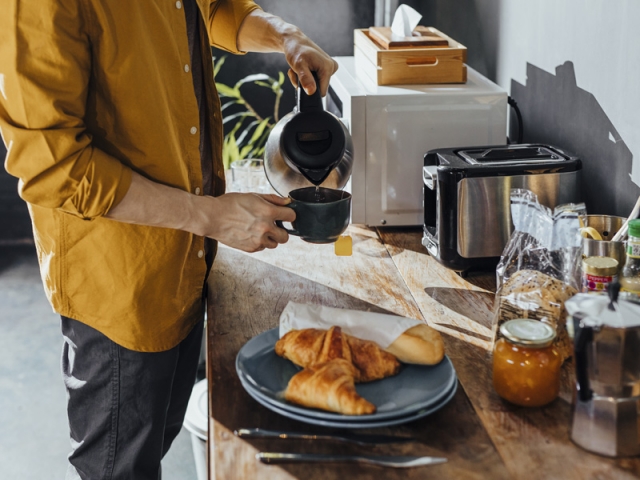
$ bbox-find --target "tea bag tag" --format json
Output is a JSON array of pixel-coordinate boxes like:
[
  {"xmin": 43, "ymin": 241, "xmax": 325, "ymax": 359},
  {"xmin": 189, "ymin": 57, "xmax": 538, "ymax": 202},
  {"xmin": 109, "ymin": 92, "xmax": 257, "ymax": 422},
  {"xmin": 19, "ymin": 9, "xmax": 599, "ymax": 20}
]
[{"xmin": 335, "ymin": 235, "xmax": 352, "ymax": 256}]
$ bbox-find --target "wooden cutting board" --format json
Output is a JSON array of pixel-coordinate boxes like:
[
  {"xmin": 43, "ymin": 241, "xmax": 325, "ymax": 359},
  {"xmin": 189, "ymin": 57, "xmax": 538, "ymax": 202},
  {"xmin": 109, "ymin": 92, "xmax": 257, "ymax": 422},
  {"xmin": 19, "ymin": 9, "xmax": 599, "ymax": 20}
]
[{"xmin": 369, "ymin": 26, "xmax": 450, "ymax": 50}]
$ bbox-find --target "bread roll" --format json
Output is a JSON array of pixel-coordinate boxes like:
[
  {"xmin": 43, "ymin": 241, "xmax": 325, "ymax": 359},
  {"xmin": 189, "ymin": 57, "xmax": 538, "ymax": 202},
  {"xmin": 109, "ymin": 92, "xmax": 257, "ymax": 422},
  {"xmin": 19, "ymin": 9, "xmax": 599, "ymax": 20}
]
[{"xmin": 383, "ymin": 324, "xmax": 445, "ymax": 365}]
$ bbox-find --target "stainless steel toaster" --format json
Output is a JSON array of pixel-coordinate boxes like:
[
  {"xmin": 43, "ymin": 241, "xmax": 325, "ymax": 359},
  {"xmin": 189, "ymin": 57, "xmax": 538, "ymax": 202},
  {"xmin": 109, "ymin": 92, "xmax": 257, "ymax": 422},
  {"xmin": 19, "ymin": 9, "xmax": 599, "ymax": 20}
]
[{"xmin": 422, "ymin": 144, "xmax": 582, "ymax": 273}]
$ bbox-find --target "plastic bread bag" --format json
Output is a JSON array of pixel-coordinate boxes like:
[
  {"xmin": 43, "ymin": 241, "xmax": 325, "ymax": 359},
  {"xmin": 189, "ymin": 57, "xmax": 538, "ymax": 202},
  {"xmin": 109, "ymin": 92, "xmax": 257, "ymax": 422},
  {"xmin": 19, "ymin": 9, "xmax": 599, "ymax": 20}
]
[{"xmin": 493, "ymin": 189, "xmax": 586, "ymax": 360}]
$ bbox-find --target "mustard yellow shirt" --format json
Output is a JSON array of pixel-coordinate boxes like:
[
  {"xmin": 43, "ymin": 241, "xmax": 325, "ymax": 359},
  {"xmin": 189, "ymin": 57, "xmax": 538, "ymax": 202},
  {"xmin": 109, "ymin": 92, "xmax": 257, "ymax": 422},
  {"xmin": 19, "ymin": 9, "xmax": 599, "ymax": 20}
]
[{"xmin": 0, "ymin": 0, "xmax": 260, "ymax": 351}]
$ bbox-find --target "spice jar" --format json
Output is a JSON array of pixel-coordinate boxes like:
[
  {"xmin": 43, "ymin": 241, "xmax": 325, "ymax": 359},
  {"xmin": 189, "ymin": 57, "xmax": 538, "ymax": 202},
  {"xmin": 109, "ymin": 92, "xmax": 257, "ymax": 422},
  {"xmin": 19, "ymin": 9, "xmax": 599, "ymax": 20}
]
[
  {"xmin": 582, "ymin": 256, "xmax": 618, "ymax": 293},
  {"xmin": 621, "ymin": 219, "xmax": 640, "ymax": 298},
  {"xmin": 493, "ymin": 319, "xmax": 561, "ymax": 407}
]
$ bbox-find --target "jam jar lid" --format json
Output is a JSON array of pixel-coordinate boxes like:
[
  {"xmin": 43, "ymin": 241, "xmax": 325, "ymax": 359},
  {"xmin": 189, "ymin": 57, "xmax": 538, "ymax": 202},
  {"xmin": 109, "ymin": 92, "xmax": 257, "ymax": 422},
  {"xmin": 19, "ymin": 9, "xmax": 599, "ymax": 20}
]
[{"xmin": 499, "ymin": 319, "xmax": 556, "ymax": 347}]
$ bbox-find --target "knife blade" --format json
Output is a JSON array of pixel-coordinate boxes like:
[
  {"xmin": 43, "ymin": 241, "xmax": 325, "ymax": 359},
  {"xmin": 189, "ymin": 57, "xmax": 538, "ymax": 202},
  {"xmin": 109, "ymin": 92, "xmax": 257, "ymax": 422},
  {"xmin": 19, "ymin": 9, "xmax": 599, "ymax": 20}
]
[
  {"xmin": 235, "ymin": 428, "xmax": 413, "ymax": 445},
  {"xmin": 256, "ymin": 452, "xmax": 447, "ymax": 468}
]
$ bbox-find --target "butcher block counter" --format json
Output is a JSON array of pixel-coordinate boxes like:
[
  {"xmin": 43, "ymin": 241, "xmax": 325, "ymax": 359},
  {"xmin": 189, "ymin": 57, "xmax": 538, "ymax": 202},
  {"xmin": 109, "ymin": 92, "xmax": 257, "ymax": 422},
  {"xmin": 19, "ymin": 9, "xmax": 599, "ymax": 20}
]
[{"xmin": 206, "ymin": 225, "xmax": 640, "ymax": 480}]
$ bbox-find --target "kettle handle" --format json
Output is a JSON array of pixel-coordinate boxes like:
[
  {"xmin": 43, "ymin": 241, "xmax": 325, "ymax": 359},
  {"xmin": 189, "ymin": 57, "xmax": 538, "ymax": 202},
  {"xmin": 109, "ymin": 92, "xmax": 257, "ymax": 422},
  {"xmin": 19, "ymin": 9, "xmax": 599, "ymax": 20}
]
[
  {"xmin": 573, "ymin": 315, "xmax": 593, "ymax": 402},
  {"xmin": 297, "ymin": 71, "xmax": 323, "ymax": 113}
]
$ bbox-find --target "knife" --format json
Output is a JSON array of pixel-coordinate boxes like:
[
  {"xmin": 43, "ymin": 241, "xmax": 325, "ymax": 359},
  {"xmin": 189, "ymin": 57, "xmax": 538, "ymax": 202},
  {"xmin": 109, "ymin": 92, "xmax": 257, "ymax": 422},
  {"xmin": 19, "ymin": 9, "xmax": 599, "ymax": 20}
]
[
  {"xmin": 235, "ymin": 428, "xmax": 413, "ymax": 446},
  {"xmin": 256, "ymin": 452, "xmax": 447, "ymax": 468}
]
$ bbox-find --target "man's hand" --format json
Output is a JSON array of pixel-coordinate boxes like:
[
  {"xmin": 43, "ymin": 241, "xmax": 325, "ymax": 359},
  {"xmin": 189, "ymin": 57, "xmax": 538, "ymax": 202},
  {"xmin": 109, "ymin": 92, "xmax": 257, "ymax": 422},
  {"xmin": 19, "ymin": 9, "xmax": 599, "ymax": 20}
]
[
  {"xmin": 237, "ymin": 10, "xmax": 338, "ymax": 97},
  {"xmin": 282, "ymin": 29, "xmax": 338, "ymax": 98},
  {"xmin": 193, "ymin": 193, "xmax": 295, "ymax": 252}
]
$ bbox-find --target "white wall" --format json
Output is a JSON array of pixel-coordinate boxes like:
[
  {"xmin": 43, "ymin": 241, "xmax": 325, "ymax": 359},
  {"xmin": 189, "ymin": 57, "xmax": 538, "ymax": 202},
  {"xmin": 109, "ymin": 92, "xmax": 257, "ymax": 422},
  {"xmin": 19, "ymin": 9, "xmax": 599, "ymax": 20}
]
[
  {"xmin": 495, "ymin": 0, "xmax": 640, "ymax": 185},
  {"xmin": 417, "ymin": 0, "xmax": 640, "ymax": 216}
]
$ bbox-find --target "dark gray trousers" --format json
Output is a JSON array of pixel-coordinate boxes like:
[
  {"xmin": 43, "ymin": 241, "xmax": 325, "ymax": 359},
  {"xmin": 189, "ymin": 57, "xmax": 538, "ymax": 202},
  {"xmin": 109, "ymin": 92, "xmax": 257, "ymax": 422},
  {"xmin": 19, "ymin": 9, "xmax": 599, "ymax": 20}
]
[{"xmin": 60, "ymin": 315, "xmax": 204, "ymax": 480}]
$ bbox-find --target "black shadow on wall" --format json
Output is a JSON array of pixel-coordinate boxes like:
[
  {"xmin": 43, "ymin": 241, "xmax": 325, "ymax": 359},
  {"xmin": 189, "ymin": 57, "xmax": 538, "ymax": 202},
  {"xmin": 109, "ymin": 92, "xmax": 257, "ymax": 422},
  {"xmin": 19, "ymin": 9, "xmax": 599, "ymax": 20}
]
[
  {"xmin": 510, "ymin": 61, "xmax": 638, "ymax": 217},
  {"xmin": 405, "ymin": 0, "xmax": 497, "ymax": 80}
]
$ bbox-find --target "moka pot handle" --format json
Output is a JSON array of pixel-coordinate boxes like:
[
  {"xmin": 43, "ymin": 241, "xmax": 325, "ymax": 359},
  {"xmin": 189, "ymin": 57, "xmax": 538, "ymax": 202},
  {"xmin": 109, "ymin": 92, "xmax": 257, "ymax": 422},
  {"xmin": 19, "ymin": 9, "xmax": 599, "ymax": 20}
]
[{"xmin": 573, "ymin": 315, "xmax": 593, "ymax": 402}]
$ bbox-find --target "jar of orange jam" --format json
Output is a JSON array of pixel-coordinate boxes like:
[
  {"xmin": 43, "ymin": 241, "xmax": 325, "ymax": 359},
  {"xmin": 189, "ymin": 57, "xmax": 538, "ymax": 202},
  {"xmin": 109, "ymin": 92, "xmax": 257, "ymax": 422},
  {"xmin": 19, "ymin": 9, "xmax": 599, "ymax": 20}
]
[{"xmin": 492, "ymin": 319, "xmax": 562, "ymax": 407}]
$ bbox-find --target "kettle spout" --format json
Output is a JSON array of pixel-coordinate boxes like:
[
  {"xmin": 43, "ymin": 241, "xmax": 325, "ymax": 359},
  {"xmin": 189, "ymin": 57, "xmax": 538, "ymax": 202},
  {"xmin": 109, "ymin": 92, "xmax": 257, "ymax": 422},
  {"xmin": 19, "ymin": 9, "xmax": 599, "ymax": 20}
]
[{"xmin": 299, "ymin": 165, "xmax": 335, "ymax": 186}]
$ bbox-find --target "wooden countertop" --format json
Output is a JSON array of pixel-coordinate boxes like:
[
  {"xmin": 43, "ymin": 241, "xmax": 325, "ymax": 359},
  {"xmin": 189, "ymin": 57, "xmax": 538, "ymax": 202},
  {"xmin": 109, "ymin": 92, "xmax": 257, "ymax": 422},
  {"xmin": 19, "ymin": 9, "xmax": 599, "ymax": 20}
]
[{"xmin": 207, "ymin": 225, "xmax": 640, "ymax": 480}]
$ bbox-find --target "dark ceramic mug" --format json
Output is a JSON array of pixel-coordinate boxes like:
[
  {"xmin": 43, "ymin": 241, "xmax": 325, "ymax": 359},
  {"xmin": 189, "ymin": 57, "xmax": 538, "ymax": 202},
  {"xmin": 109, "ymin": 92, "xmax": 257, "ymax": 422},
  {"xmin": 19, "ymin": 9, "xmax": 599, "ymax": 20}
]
[{"xmin": 276, "ymin": 187, "xmax": 351, "ymax": 244}]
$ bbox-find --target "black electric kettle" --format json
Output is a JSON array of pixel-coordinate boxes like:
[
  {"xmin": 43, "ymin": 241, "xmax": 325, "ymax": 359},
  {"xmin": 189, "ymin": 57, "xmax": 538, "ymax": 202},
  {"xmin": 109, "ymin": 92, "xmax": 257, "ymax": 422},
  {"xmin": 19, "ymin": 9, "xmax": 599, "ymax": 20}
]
[{"xmin": 263, "ymin": 72, "xmax": 353, "ymax": 197}]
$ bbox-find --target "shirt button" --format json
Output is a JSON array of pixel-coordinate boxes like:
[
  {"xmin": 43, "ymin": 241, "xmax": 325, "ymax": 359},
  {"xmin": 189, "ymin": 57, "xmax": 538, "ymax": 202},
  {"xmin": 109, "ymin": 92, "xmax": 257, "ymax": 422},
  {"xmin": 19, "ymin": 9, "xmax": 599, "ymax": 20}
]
[
  {"xmin": 190, "ymin": 126, "xmax": 197, "ymax": 135},
  {"xmin": 197, "ymin": 250, "xmax": 204, "ymax": 258},
  {"xmin": 195, "ymin": 187, "xmax": 201, "ymax": 195},
  {"xmin": 184, "ymin": 64, "xmax": 190, "ymax": 73},
  {"xmin": 176, "ymin": 1, "xmax": 182, "ymax": 8}
]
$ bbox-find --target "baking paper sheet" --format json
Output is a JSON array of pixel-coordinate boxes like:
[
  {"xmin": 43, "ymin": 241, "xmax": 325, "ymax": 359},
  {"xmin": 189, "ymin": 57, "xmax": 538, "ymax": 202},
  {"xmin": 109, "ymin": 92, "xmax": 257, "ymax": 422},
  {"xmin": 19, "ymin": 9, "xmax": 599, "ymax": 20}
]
[{"xmin": 279, "ymin": 301, "xmax": 422, "ymax": 348}]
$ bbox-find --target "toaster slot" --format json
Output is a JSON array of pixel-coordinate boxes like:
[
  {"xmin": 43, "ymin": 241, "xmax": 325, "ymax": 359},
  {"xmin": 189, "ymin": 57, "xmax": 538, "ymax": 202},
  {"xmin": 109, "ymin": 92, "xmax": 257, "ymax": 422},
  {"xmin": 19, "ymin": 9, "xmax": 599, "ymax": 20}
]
[
  {"xmin": 459, "ymin": 145, "xmax": 565, "ymax": 166},
  {"xmin": 422, "ymin": 166, "xmax": 438, "ymax": 241}
]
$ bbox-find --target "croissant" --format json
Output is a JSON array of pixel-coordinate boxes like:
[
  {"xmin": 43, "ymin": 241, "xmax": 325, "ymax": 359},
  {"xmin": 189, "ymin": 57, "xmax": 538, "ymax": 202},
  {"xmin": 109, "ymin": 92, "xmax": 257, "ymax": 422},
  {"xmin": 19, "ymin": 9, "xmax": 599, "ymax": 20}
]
[
  {"xmin": 346, "ymin": 334, "xmax": 401, "ymax": 383},
  {"xmin": 276, "ymin": 326, "xmax": 400, "ymax": 382},
  {"xmin": 275, "ymin": 328, "xmax": 326, "ymax": 368},
  {"xmin": 284, "ymin": 358, "xmax": 376, "ymax": 415}
]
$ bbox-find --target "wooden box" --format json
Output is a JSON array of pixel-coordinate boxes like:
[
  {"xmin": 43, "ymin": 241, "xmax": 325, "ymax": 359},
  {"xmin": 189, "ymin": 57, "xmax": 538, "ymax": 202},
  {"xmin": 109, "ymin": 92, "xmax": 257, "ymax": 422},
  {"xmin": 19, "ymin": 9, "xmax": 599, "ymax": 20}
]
[{"xmin": 354, "ymin": 28, "xmax": 467, "ymax": 86}]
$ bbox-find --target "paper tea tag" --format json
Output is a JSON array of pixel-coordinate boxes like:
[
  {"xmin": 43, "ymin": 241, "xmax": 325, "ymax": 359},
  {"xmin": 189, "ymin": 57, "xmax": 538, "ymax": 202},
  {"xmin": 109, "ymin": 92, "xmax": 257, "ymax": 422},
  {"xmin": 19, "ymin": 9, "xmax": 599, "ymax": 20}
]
[{"xmin": 335, "ymin": 235, "xmax": 352, "ymax": 256}]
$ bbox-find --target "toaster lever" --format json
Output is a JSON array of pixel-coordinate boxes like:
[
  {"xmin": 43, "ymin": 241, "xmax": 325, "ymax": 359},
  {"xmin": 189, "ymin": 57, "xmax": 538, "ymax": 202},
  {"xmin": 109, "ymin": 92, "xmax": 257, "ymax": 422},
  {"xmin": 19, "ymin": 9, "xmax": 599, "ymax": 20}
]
[{"xmin": 423, "ymin": 166, "xmax": 439, "ymax": 190}]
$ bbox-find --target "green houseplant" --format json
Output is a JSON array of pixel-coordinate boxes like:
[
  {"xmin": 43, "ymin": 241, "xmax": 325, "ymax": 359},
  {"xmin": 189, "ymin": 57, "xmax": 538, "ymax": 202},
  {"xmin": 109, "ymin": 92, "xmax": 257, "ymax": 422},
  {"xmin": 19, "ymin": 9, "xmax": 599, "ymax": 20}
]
[{"xmin": 213, "ymin": 56, "xmax": 286, "ymax": 170}]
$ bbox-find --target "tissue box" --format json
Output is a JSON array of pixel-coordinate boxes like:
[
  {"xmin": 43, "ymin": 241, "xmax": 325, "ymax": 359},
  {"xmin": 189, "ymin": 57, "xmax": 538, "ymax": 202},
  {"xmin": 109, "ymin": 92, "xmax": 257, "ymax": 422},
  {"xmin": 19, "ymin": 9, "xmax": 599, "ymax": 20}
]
[{"xmin": 354, "ymin": 28, "xmax": 467, "ymax": 86}]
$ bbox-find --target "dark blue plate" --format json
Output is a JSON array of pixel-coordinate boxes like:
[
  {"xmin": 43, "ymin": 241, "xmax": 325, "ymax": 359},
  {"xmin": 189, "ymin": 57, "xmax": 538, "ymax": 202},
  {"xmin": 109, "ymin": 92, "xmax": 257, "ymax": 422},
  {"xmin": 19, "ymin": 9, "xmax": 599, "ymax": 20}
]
[
  {"xmin": 236, "ymin": 327, "xmax": 457, "ymax": 422},
  {"xmin": 240, "ymin": 373, "xmax": 458, "ymax": 429}
]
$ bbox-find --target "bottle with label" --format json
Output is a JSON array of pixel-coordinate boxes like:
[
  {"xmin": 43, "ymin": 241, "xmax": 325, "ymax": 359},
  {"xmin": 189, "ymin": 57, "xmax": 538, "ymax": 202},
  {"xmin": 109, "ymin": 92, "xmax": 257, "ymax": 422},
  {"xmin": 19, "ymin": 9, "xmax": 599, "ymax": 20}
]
[{"xmin": 621, "ymin": 219, "xmax": 640, "ymax": 297}]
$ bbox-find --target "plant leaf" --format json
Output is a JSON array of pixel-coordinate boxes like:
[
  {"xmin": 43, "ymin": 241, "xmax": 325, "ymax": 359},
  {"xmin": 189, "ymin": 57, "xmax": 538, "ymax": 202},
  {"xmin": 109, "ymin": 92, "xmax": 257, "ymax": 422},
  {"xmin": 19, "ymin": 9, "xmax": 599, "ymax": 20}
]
[
  {"xmin": 227, "ymin": 131, "xmax": 240, "ymax": 164},
  {"xmin": 221, "ymin": 100, "xmax": 241, "ymax": 111},
  {"xmin": 234, "ymin": 73, "xmax": 270, "ymax": 89},
  {"xmin": 222, "ymin": 136, "xmax": 232, "ymax": 170},
  {"xmin": 239, "ymin": 144, "xmax": 253, "ymax": 159},
  {"xmin": 254, "ymin": 81, "xmax": 273, "ymax": 89},
  {"xmin": 236, "ymin": 119, "xmax": 260, "ymax": 145},
  {"xmin": 223, "ymin": 111, "xmax": 253, "ymax": 124},
  {"xmin": 213, "ymin": 55, "xmax": 226, "ymax": 78},
  {"xmin": 215, "ymin": 82, "xmax": 240, "ymax": 98},
  {"xmin": 278, "ymin": 71, "xmax": 285, "ymax": 85},
  {"xmin": 246, "ymin": 118, "xmax": 271, "ymax": 148}
]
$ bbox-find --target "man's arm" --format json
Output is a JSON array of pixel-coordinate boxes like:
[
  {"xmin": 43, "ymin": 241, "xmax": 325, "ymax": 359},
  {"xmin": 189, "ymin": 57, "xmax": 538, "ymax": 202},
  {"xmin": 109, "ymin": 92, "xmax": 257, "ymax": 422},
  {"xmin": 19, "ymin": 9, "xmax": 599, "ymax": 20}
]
[
  {"xmin": 108, "ymin": 9, "xmax": 338, "ymax": 252},
  {"xmin": 236, "ymin": 10, "xmax": 339, "ymax": 97},
  {"xmin": 106, "ymin": 172, "xmax": 294, "ymax": 252}
]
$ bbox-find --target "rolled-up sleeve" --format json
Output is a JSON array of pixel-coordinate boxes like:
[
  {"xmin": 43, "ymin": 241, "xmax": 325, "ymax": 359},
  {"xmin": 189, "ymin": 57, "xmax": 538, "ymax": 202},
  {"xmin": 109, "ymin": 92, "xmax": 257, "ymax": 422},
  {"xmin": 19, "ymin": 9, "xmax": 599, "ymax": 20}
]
[
  {"xmin": 0, "ymin": 0, "xmax": 132, "ymax": 219},
  {"xmin": 208, "ymin": 0, "xmax": 262, "ymax": 54}
]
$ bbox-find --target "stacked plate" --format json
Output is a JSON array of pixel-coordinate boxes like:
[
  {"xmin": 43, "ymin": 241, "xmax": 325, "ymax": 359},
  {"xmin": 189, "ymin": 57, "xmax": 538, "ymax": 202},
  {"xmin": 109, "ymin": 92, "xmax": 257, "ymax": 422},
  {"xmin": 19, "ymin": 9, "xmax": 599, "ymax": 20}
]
[{"xmin": 236, "ymin": 328, "xmax": 458, "ymax": 429}]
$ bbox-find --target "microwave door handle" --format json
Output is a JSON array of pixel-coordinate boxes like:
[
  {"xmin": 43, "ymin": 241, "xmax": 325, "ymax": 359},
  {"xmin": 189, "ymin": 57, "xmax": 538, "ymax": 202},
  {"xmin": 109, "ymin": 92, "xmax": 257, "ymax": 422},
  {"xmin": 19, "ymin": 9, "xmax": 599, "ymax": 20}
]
[{"xmin": 423, "ymin": 166, "xmax": 439, "ymax": 190}]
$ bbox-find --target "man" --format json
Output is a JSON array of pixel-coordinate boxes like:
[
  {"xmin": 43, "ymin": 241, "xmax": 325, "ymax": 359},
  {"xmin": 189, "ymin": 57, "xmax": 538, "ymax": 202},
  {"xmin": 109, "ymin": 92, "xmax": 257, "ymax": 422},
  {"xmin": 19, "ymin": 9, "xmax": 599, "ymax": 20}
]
[{"xmin": 0, "ymin": 0, "xmax": 338, "ymax": 478}]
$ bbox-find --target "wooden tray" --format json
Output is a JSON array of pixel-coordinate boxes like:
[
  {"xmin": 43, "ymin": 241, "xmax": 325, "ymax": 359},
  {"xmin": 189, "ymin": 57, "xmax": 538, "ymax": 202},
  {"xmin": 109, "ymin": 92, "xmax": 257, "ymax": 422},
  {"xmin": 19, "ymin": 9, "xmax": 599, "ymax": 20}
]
[{"xmin": 354, "ymin": 28, "xmax": 467, "ymax": 86}]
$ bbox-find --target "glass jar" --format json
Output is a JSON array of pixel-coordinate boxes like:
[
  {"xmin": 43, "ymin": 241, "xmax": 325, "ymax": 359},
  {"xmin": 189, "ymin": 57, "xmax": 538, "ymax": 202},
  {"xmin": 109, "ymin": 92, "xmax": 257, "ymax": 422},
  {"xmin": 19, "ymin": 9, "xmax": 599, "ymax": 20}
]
[
  {"xmin": 492, "ymin": 319, "xmax": 562, "ymax": 407},
  {"xmin": 621, "ymin": 219, "xmax": 640, "ymax": 298},
  {"xmin": 582, "ymin": 256, "xmax": 618, "ymax": 293}
]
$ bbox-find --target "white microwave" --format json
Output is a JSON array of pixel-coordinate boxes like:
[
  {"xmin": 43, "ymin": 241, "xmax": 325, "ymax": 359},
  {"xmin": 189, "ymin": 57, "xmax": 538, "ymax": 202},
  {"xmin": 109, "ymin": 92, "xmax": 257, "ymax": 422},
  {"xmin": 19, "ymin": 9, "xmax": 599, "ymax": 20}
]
[{"xmin": 327, "ymin": 56, "xmax": 508, "ymax": 226}]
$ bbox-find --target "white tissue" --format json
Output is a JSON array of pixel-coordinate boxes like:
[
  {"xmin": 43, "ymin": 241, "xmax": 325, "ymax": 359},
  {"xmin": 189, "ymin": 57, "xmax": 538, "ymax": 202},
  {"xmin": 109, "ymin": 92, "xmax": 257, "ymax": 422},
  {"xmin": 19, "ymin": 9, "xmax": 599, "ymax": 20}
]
[
  {"xmin": 278, "ymin": 301, "xmax": 422, "ymax": 348},
  {"xmin": 390, "ymin": 4, "xmax": 422, "ymax": 38}
]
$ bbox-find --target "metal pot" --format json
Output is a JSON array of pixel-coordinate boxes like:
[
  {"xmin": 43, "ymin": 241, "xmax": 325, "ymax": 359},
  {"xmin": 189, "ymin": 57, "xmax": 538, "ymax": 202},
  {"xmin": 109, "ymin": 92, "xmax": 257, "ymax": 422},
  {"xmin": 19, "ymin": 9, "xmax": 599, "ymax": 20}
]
[
  {"xmin": 264, "ymin": 72, "xmax": 353, "ymax": 197},
  {"xmin": 582, "ymin": 215, "xmax": 626, "ymax": 272}
]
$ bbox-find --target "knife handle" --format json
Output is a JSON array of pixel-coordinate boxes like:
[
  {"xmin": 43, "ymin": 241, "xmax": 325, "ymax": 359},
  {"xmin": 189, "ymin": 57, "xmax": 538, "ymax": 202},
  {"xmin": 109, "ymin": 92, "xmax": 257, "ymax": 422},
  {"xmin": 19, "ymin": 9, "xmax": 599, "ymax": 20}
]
[
  {"xmin": 235, "ymin": 428, "xmax": 310, "ymax": 441},
  {"xmin": 257, "ymin": 453, "xmax": 342, "ymax": 465},
  {"xmin": 256, "ymin": 452, "xmax": 448, "ymax": 468}
]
